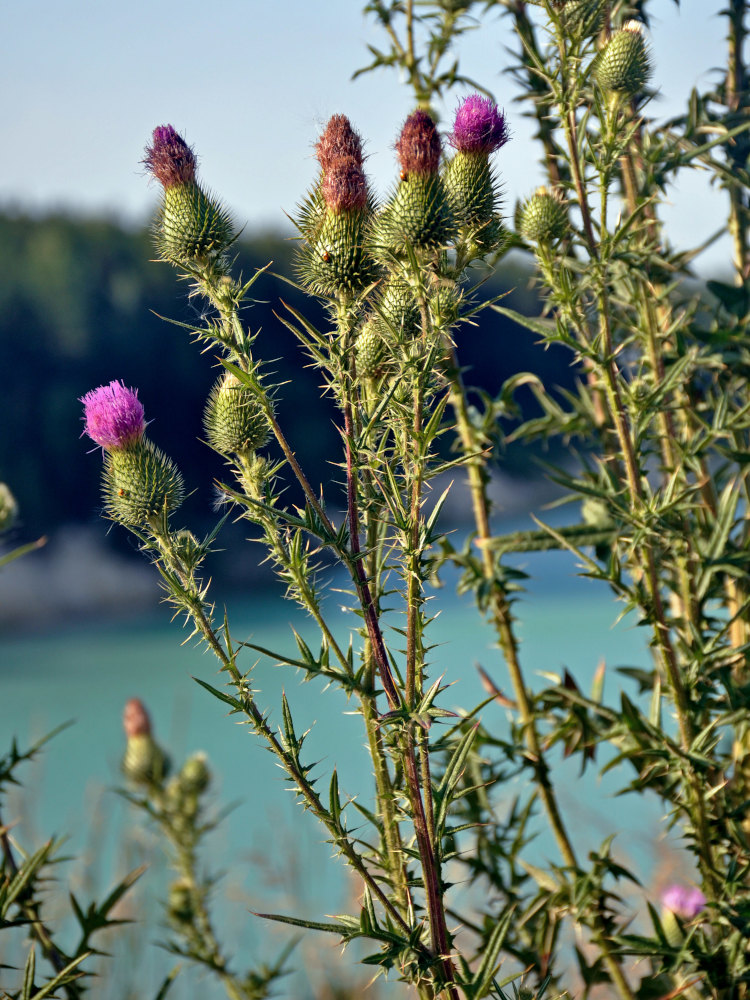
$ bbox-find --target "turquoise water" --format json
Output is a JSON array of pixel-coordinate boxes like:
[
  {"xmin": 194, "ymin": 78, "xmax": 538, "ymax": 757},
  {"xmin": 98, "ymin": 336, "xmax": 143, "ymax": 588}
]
[{"xmin": 0, "ymin": 551, "xmax": 667, "ymax": 997}]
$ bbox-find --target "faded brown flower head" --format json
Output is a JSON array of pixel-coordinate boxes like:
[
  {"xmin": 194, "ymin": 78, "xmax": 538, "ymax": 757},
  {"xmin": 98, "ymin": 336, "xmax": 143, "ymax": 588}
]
[
  {"xmin": 143, "ymin": 125, "xmax": 197, "ymax": 188},
  {"xmin": 316, "ymin": 114, "xmax": 363, "ymax": 172},
  {"xmin": 321, "ymin": 156, "xmax": 368, "ymax": 212},
  {"xmin": 395, "ymin": 109, "xmax": 441, "ymax": 177}
]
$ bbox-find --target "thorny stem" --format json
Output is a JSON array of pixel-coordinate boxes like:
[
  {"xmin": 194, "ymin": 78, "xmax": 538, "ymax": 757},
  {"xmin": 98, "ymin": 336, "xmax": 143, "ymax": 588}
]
[{"xmin": 0, "ymin": 816, "xmax": 82, "ymax": 998}]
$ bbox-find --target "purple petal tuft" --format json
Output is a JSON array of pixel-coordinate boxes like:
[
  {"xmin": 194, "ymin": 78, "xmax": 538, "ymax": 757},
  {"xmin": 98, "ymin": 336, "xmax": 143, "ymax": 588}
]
[
  {"xmin": 143, "ymin": 124, "xmax": 197, "ymax": 188},
  {"xmin": 81, "ymin": 380, "xmax": 146, "ymax": 450},
  {"xmin": 661, "ymin": 884, "xmax": 706, "ymax": 919},
  {"xmin": 450, "ymin": 94, "xmax": 509, "ymax": 154}
]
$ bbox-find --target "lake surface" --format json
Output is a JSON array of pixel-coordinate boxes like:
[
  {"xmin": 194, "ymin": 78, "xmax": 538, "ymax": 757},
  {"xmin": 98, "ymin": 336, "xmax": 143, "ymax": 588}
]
[{"xmin": 0, "ymin": 549, "xmax": 672, "ymax": 998}]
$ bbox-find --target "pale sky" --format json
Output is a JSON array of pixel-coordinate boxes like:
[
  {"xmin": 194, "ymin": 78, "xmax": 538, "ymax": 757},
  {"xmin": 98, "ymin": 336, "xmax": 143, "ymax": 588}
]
[{"xmin": 2, "ymin": 1, "xmax": 736, "ymax": 273}]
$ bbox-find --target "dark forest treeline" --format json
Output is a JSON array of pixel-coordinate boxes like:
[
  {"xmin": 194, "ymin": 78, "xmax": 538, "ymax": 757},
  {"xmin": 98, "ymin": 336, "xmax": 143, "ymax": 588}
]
[{"xmin": 0, "ymin": 211, "xmax": 571, "ymax": 540}]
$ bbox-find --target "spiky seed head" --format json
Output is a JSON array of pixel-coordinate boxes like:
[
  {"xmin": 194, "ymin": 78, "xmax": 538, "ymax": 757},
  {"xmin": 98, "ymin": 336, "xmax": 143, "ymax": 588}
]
[
  {"xmin": 316, "ymin": 114, "xmax": 364, "ymax": 172},
  {"xmin": 103, "ymin": 439, "xmax": 184, "ymax": 527},
  {"xmin": 518, "ymin": 187, "xmax": 568, "ymax": 243},
  {"xmin": 321, "ymin": 156, "xmax": 368, "ymax": 212},
  {"xmin": 450, "ymin": 95, "xmax": 508, "ymax": 155},
  {"xmin": 355, "ymin": 320, "xmax": 389, "ymax": 378},
  {"xmin": 179, "ymin": 752, "xmax": 211, "ymax": 795},
  {"xmin": 203, "ymin": 372, "xmax": 270, "ymax": 457},
  {"xmin": 81, "ymin": 381, "xmax": 146, "ymax": 451},
  {"xmin": 157, "ymin": 181, "xmax": 235, "ymax": 265},
  {"xmin": 0, "ymin": 483, "xmax": 18, "ymax": 533},
  {"xmin": 143, "ymin": 125, "xmax": 197, "ymax": 188},
  {"xmin": 396, "ymin": 110, "xmax": 441, "ymax": 177},
  {"xmin": 596, "ymin": 22, "xmax": 651, "ymax": 96}
]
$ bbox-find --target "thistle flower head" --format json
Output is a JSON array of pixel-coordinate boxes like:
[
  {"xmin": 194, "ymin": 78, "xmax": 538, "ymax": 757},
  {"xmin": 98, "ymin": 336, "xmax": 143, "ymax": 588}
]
[
  {"xmin": 123, "ymin": 698, "xmax": 152, "ymax": 738},
  {"xmin": 450, "ymin": 94, "xmax": 509, "ymax": 155},
  {"xmin": 396, "ymin": 109, "xmax": 441, "ymax": 176},
  {"xmin": 321, "ymin": 156, "xmax": 368, "ymax": 212},
  {"xmin": 316, "ymin": 114, "xmax": 363, "ymax": 172},
  {"xmin": 81, "ymin": 380, "xmax": 146, "ymax": 450},
  {"xmin": 661, "ymin": 884, "xmax": 706, "ymax": 920},
  {"xmin": 143, "ymin": 125, "xmax": 197, "ymax": 188}
]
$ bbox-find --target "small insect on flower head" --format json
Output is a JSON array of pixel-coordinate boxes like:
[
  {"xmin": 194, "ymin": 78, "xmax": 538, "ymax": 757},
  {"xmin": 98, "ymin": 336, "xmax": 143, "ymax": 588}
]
[{"xmin": 80, "ymin": 380, "xmax": 146, "ymax": 451}]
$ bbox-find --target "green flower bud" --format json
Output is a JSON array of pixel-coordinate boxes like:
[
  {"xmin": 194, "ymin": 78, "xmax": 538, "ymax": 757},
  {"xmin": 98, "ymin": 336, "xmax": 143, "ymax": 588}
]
[
  {"xmin": 373, "ymin": 173, "xmax": 456, "ymax": 254},
  {"xmin": 122, "ymin": 734, "xmax": 169, "ymax": 787},
  {"xmin": 429, "ymin": 284, "xmax": 461, "ymax": 329},
  {"xmin": 596, "ymin": 22, "xmax": 651, "ymax": 96},
  {"xmin": 178, "ymin": 752, "xmax": 211, "ymax": 795},
  {"xmin": 298, "ymin": 205, "xmax": 379, "ymax": 297},
  {"xmin": 0, "ymin": 483, "xmax": 18, "ymax": 533},
  {"xmin": 158, "ymin": 181, "xmax": 235, "ymax": 265},
  {"xmin": 171, "ymin": 529, "xmax": 204, "ymax": 571},
  {"xmin": 378, "ymin": 279, "xmax": 420, "ymax": 340},
  {"xmin": 203, "ymin": 372, "xmax": 270, "ymax": 458},
  {"xmin": 167, "ymin": 880, "xmax": 194, "ymax": 924},
  {"xmin": 103, "ymin": 439, "xmax": 184, "ymax": 528},
  {"xmin": 518, "ymin": 187, "xmax": 568, "ymax": 244},
  {"xmin": 443, "ymin": 152, "xmax": 496, "ymax": 229},
  {"xmin": 355, "ymin": 320, "xmax": 389, "ymax": 379}
]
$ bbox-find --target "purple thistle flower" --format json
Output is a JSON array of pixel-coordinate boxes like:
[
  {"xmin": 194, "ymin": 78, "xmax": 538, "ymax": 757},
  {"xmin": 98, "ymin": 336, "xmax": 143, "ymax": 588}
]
[
  {"xmin": 81, "ymin": 380, "xmax": 146, "ymax": 450},
  {"xmin": 661, "ymin": 884, "xmax": 706, "ymax": 920},
  {"xmin": 321, "ymin": 156, "xmax": 368, "ymax": 212},
  {"xmin": 143, "ymin": 124, "xmax": 197, "ymax": 188},
  {"xmin": 449, "ymin": 94, "xmax": 509, "ymax": 155},
  {"xmin": 396, "ymin": 109, "xmax": 441, "ymax": 177}
]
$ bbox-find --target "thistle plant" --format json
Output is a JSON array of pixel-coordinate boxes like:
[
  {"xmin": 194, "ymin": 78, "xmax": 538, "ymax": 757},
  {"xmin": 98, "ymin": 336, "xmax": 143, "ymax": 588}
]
[{"xmin": 77, "ymin": 1, "xmax": 750, "ymax": 997}]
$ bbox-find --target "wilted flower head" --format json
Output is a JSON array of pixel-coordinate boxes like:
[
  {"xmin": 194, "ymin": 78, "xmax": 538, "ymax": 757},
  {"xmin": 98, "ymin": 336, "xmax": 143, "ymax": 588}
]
[
  {"xmin": 123, "ymin": 698, "xmax": 152, "ymax": 738},
  {"xmin": 143, "ymin": 125, "xmax": 197, "ymax": 188},
  {"xmin": 396, "ymin": 109, "xmax": 441, "ymax": 176},
  {"xmin": 81, "ymin": 380, "xmax": 146, "ymax": 450},
  {"xmin": 321, "ymin": 156, "xmax": 367, "ymax": 212},
  {"xmin": 450, "ymin": 94, "xmax": 509, "ymax": 155},
  {"xmin": 316, "ymin": 114, "xmax": 363, "ymax": 172},
  {"xmin": 661, "ymin": 884, "xmax": 706, "ymax": 920}
]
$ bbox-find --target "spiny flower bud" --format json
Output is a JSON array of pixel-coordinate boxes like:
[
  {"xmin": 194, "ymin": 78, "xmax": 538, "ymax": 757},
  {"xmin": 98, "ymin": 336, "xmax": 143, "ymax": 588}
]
[
  {"xmin": 321, "ymin": 156, "xmax": 368, "ymax": 212},
  {"xmin": 168, "ymin": 880, "xmax": 194, "ymax": 924},
  {"xmin": 296, "ymin": 115, "xmax": 379, "ymax": 297},
  {"xmin": 449, "ymin": 95, "xmax": 508, "ymax": 156},
  {"xmin": 396, "ymin": 110, "xmax": 441, "ymax": 177},
  {"xmin": 518, "ymin": 187, "xmax": 568, "ymax": 243},
  {"xmin": 373, "ymin": 110, "xmax": 455, "ymax": 254},
  {"xmin": 172, "ymin": 528, "xmax": 204, "ymax": 571},
  {"xmin": 121, "ymin": 698, "xmax": 169, "ymax": 786},
  {"xmin": 81, "ymin": 381, "xmax": 146, "ymax": 451},
  {"xmin": 178, "ymin": 752, "xmax": 211, "ymax": 795},
  {"xmin": 144, "ymin": 124, "xmax": 235, "ymax": 265},
  {"xmin": 596, "ymin": 22, "xmax": 651, "ymax": 97},
  {"xmin": 0, "ymin": 483, "xmax": 18, "ymax": 533},
  {"xmin": 429, "ymin": 284, "xmax": 461, "ymax": 328},
  {"xmin": 316, "ymin": 114, "xmax": 363, "ymax": 172},
  {"xmin": 203, "ymin": 372, "xmax": 270, "ymax": 457},
  {"xmin": 444, "ymin": 95, "xmax": 507, "ymax": 249},
  {"xmin": 103, "ymin": 439, "xmax": 185, "ymax": 527},
  {"xmin": 355, "ymin": 320, "xmax": 389, "ymax": 379}
]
